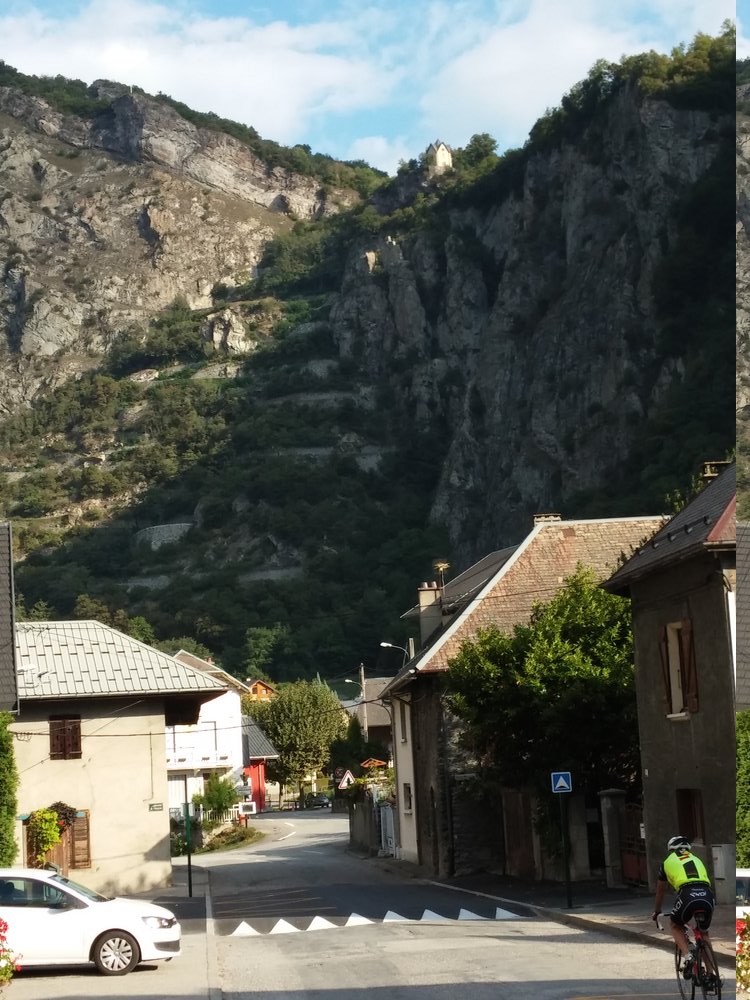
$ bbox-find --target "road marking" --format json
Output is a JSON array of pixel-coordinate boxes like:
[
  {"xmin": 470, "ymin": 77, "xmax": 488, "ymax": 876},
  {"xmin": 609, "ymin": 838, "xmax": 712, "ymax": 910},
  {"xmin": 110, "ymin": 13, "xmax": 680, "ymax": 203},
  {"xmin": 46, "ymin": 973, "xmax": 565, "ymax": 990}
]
[
  {"xmin": 345, "ymin": 913, "xmax": 374, "ymax": 926},
  {"xmin": 458, "ymin": 908, "xmax": 485, "ymax": 920},
  {"xmin": 307, "ymin": 916, "xmax": 337, "ymax": 930},
  {"xmin": 230, "ymin": 921, "xmax": 261, "ymax": 937},
  {"xmin": 269, "ymin": 918, "xmax": 301, "ymax": 934},
  {"xmin": 383, "ymin": 910, "xmax": 410, "ymax": 922},
  {"xmin": 278, "ymin": 831, "xmax": 296, "ymax": 841}
]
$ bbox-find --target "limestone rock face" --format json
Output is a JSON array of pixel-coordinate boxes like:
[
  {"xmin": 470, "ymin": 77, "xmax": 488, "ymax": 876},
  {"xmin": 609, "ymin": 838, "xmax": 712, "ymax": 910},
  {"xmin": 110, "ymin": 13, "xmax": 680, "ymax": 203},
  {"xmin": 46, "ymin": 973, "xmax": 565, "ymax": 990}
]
[
  {"xmin": 330, "ymin": 85, "xmax": 729, "ymax": 559},
  {"xmin": 737, "ymin": 90, "xmax": 750, "ymax": 418}
]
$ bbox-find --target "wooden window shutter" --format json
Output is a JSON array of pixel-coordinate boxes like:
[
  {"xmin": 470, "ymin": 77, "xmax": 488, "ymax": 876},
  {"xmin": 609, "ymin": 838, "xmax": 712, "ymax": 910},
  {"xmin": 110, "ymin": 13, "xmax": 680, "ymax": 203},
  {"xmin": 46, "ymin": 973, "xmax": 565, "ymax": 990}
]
[
  {"xmin": 657, "ymin": 625, "xmax": 671, "ymax": 712},
  {"xmin": 70, "ymin": 812, "xmax": 91, "ymax": 868},
  {"xmin": 49, "ymin": 718, "xmax": 66, "ymax": 760},
  {"xmin": 65, "ymin": 719, "xmax": 82, "ymax": 759},
  {"xmin": 679, "ymin": 619, "xmax": 699, "ymax": 713}
]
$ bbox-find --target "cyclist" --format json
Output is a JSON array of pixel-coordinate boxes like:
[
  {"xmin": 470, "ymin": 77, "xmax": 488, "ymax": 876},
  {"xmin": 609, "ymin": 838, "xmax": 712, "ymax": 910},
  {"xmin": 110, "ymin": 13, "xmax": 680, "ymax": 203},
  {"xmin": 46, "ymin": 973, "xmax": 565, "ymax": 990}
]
[{"xmin": 651, "ymin": 836, "xmax": 717, "ymax": 982}]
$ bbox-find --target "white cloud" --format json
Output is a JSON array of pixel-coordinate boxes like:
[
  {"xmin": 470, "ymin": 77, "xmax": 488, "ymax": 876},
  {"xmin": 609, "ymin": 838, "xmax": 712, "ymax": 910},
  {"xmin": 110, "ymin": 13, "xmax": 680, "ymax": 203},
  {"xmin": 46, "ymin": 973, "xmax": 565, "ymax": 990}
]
[
  {"xmin": 416, "ymin": 0, "xmax": 734, "ymax": 151},
  {"xmin": 345, "ymin": 134, "xmax": 412, "ymax": 173},
  {"xmin": 0, "ymin": 0, "xmax": 392, "ymax": 142},
  {"xmin": 0, "ymin": 0, "xmax": 736, "ymax": 171}
]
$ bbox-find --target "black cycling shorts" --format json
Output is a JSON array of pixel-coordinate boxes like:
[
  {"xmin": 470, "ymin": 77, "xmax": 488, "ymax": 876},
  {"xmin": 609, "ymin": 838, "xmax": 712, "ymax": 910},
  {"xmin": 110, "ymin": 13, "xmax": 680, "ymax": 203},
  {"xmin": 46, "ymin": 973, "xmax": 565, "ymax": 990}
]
[{"xmin": 669, "ymin": 882, "xmax": 715, "ymax": 929}]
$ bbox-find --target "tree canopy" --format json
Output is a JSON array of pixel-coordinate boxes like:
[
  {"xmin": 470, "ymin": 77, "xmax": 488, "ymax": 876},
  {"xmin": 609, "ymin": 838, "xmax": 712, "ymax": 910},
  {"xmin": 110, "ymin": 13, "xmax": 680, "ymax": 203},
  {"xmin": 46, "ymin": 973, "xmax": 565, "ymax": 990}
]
[
  {"xmin": 0, "ymin": 713, "xmax": 18, "ymax": 866},
  {"xmin": 447, "ymin": 566, "xmax": 639, "ymax": 795},
  {"xmin": 246, "ymin": 681, "xmax": 347, "ymax": 791}
]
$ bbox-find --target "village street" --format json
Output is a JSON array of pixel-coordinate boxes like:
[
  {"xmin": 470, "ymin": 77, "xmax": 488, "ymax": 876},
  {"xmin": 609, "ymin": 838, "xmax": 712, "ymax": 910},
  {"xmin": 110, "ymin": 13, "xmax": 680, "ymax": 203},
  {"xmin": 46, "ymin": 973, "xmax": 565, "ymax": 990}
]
[{"xmin": 9, "ymin": 810, "xmax": 734, "ymax": 1000}]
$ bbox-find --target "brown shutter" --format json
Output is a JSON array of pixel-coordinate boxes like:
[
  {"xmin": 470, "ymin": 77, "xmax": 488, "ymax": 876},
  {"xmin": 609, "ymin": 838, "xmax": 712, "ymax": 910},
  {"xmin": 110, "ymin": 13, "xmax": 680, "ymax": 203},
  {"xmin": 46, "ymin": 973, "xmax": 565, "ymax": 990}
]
[
  {"xmin": 65, "ymin": 719, "xmax": 82, "ymax": 759},
  {"xmin": 680, "ymin": 619, "xmax": 699, "ymax": 713},
  {"xmin": 657, "ymin": 625, "xmax": 671, "ymax": 712},
  {"xmin": 49, "ymin": 718, "xmax": 66, "ymax": 760},
  {"xmin": 70, "ymin": 812, "xmax": 91, "ymax": 868}
]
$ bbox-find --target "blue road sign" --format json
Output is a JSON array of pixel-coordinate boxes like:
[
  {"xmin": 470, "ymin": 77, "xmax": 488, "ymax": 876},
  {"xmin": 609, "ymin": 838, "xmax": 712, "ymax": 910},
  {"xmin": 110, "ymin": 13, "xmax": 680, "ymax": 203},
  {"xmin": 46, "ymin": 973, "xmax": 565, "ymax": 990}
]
[{"xmin": 551, "ymin": 771, "xmax": 572, "ymax": 793}]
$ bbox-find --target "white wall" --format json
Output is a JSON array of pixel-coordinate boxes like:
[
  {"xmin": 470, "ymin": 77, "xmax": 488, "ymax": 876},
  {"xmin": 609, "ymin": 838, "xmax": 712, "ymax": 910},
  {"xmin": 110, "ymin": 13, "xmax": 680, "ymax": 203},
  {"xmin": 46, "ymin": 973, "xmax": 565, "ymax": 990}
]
[
  {"xmin": 166, "ymin": 689, "xmax": 243, "ymax": 771},
  {"xmin": 392, "ymin": 696, "xmax": 419, "ymax": 863},
  {"xmin": 11, "ymin": 698, "xmax": 172, "ymax": 895}
]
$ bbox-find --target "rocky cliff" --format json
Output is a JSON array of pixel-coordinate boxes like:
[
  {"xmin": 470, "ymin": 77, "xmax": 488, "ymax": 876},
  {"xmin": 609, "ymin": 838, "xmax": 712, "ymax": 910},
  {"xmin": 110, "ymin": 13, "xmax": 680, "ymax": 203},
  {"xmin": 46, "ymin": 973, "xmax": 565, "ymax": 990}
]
[
  {"xmin": 329, "ymin": 85, "xmax": 732, "ymax": 557},
  {"xmin": 0, "ymin": 85, "xmax": 355, "ymax": 413}
]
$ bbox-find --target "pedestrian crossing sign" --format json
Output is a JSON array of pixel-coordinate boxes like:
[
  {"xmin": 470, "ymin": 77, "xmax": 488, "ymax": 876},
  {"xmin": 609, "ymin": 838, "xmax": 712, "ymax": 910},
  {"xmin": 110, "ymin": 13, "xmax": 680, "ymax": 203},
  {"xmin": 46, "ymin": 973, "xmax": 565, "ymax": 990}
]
[{"xmin": 550, "ymin": 771, "xmax": 572, "ymax": 793}]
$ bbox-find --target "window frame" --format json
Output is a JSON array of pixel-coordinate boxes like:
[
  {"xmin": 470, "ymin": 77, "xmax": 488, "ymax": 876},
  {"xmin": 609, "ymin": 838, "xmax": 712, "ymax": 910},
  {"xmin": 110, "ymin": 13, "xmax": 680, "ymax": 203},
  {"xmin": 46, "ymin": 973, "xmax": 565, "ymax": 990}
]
[{"xmin": 658, "ymin": 619, "xmax": 699, "ymax": 716}]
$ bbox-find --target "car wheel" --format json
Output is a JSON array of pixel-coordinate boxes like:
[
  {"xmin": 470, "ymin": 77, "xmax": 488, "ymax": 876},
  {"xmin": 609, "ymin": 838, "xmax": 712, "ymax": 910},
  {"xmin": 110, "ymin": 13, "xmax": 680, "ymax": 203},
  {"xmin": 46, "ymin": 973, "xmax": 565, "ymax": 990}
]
[{"xmin": 92, "ymin": 930, "xmax": 140, "ymax": 975}]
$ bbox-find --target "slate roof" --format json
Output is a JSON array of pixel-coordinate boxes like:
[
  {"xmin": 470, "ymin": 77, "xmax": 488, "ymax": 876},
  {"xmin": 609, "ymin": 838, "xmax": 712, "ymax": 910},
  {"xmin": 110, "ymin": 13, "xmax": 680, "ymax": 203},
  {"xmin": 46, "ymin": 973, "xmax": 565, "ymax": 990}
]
[
  {"xmin": 383, "ymin": 515, "xmax": 663, "ymax": 695},
  {"xmin": 174, "ymin": 649, "xmax": 250, "ymax": 695},
  {"xmin": 738, "ymin": 520, "xmax": 750, "ymax": 712},
  {"xmin": 344, "ymin": 677, "xmax": 392, "ymax": 729},
  {"xmin": 242, "ymin": 715, "xmax": 279, "ymax": 759},
  {"xmin": 604, "ymin": 463, "xmax": 736, "ymax": 593},
  {"xmin": 16, "ymin": 621, "xmax": 227, "ymax": 701},
  {"xmin": 402, "ymin": 546, "xmax": 518, "ymax": 621}
]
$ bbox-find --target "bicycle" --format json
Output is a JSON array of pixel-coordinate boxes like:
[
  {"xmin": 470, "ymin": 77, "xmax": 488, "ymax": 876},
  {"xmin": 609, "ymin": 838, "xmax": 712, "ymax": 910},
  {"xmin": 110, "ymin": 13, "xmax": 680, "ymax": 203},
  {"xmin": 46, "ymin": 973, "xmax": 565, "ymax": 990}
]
[{"xmin": 655, "ymin": 911, "xmax": 722, "ymax": 999}]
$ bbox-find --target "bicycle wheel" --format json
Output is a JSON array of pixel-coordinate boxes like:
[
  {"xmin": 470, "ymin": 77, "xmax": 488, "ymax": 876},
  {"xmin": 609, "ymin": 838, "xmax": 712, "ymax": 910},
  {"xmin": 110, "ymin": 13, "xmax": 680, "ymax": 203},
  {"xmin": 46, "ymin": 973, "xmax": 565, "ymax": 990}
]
[
  {"xmin": 674, "ymin": 945, "xmax": 695, "ymax": 1000},
  {"xmin": 696, "ymin": 942, "xmax": 721, "ymax": 999}
]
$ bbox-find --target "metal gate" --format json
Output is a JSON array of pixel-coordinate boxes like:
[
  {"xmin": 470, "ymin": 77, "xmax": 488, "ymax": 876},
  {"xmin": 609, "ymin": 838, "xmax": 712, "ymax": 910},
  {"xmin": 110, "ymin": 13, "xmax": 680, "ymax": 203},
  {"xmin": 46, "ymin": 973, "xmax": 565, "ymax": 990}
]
[
  {"xmin": 621, "ymin": 803, "xmax": 648, "ymax": 886},
  {"xmin": 378, "ymin": 802, "xmax": 395, "ymax": 856}
]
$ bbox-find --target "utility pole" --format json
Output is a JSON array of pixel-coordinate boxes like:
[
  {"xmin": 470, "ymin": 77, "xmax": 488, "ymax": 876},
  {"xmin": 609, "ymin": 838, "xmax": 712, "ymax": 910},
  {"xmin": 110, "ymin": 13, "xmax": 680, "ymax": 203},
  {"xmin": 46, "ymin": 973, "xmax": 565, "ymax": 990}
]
[{"xmin": 359, "ymin": 662, "xmax": 368, "ymax": 742}]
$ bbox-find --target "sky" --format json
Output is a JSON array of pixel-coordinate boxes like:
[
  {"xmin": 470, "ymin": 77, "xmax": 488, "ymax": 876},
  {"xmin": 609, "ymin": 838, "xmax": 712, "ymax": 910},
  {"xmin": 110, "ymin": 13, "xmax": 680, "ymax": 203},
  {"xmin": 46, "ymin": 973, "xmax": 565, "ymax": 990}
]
[{"xmin": 0, "ymin": 0, "xmax": 738, "ymax": 175}]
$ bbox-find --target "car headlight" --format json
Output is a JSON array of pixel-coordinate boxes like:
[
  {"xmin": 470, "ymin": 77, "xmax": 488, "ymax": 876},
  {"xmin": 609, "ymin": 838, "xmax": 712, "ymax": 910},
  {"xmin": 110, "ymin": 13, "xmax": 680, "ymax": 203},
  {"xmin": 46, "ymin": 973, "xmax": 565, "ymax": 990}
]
[{"xmin": 142, "ymin": 915, "xmax": 176, "ymax": 929}]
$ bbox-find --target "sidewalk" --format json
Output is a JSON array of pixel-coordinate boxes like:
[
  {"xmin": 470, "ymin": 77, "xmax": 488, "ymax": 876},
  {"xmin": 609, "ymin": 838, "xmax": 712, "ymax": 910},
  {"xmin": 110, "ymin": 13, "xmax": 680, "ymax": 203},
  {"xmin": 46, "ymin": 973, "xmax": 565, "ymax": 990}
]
[{"xmin": 438, "ymin": 868, "xmax": 736, "ymax": 970}]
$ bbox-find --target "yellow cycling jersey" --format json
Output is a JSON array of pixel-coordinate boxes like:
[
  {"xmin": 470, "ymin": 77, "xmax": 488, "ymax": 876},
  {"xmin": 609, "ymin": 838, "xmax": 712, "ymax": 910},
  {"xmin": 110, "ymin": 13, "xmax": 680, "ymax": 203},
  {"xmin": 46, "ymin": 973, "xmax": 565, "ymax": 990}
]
[{"xmin": 662, "ymin": 850, "xmax": 710, "ymax": 889}]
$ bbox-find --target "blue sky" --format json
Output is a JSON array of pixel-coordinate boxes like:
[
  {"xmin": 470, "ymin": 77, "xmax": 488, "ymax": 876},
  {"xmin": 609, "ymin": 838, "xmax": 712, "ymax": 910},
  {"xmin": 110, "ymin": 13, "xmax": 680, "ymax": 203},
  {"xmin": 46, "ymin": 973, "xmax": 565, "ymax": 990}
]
[{"xmin": 0, "ymin": 1, "xmax": 737, "ymax": 174}]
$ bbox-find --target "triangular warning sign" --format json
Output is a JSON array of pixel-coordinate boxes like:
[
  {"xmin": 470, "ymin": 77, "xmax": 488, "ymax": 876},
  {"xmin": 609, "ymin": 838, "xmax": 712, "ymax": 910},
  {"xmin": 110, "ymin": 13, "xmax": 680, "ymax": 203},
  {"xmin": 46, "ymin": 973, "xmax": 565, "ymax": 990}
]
[{"xmin": 338, "ymin": 769, "xmax": 355, "ymax": 789}]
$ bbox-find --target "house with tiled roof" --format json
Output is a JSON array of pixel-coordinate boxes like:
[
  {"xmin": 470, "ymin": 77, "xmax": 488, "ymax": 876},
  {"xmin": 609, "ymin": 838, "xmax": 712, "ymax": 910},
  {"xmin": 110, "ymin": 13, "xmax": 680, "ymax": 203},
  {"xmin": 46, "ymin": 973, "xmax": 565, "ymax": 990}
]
[
  {"xmin": 604, "ymin": 463, "xmax": 736, "ymax": 904},
  {"xmin": 167, "ymin": 651, "xmax": 278, "ymax": 814},
  {"xmin": 382, "ymin": 513, "xmax": 663, "ymax": 880},
  {"xmin": 9, "ymin": 621, "xmax": 226, "ymax": 894},
  {"xmin": 738, "ymin": 520, "xmax": 750, "ymax": 712}
]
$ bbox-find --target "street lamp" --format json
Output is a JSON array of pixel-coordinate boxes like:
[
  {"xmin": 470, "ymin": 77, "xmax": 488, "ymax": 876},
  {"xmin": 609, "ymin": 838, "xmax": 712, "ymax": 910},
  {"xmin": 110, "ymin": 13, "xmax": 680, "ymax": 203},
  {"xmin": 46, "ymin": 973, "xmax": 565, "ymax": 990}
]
[{"xmin": 380, "ymin": 641, "xmax": 409, "ymax": 666}]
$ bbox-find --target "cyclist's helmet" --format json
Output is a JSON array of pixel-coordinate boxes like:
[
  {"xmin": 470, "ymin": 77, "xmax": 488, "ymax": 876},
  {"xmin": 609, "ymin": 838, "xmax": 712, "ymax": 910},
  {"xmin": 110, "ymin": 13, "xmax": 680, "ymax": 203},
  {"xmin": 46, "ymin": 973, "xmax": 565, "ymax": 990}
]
[{"xmin": 667, "ymin": 835, "xmax": 691, "ymax": 852}]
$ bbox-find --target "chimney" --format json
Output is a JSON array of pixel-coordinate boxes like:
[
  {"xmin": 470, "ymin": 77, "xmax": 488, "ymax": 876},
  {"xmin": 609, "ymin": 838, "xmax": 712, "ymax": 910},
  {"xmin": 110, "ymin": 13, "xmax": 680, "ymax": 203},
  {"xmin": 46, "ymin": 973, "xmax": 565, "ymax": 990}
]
[
  {"xmin": 701, "ymin": 460, "xmax": 731, "ymax": 483},
  {"xmin": 417, "ymin": 581, "xmax": 442, "ymax": 644},
  {"xmin": 533, "ymin": 513, "xmax": 562, "ymax": 525}
]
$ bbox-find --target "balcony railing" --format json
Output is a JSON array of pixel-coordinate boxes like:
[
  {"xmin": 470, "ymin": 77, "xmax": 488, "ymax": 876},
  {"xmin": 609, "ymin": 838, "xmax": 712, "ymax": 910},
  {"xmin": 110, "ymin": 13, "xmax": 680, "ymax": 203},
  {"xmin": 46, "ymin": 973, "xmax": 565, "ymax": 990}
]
[{"xmin": 166, "ymin": 752, "xmax": 232, "ymax": 770}]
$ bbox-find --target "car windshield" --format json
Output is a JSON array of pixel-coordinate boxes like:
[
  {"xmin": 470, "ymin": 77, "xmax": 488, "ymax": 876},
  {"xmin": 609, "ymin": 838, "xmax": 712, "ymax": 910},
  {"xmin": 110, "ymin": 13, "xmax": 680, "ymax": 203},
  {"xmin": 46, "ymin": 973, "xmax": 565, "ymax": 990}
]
[{"xmin": 50, "ymin": 874, "xmax": 112, "ymax": 902}]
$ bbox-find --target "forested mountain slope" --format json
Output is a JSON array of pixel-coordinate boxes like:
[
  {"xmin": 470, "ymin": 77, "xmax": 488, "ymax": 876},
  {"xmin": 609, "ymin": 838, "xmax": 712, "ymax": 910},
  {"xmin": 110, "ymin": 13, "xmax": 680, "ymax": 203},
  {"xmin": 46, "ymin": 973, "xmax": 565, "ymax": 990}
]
[{"xmin": 0, "ymin": 29, "xmax": 735, "ymax": 680}]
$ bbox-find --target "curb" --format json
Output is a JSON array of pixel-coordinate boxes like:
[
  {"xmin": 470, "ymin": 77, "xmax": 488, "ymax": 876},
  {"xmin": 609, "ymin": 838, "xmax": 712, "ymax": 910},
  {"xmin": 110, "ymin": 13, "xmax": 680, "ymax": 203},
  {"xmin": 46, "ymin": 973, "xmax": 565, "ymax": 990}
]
[{"xmin": 425, "ymin": 878, "xmax": 736, "ymax": 973}]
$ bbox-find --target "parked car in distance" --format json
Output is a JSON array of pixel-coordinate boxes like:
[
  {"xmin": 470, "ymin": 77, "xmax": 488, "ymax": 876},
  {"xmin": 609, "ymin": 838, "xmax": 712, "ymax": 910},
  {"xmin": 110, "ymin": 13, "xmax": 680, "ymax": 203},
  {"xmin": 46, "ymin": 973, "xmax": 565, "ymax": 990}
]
[
  {"xmin": 0, "ymin": 868, "xmax": 181, "ymax": 975},
  {"xmin": 304, "ymin": 792, "xmax": 331, "ymax": 809}
]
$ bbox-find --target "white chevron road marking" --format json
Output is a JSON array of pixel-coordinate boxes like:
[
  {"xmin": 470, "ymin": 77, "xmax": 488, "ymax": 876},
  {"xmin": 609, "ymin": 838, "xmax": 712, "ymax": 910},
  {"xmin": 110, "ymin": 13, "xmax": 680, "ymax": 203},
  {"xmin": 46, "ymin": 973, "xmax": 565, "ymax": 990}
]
[
  {"xmin": 225, "ymin": 905, "xmax": 526, "ymax": 936},
  {"xmin": 269, "ymin": 918, "xmax": 301, "ymax": 934},
  {"xmin": 307, "ymin": 916, "xmax": 338, "ymax": 930},
  {"xmin": 230, "ymin": 921, "xmax": 261, "ymax": 936}
]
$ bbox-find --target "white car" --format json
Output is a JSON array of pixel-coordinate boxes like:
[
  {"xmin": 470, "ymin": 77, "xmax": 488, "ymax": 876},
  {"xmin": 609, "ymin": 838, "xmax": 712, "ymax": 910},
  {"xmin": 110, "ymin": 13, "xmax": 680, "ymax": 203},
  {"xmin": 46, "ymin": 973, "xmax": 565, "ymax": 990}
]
[{"xmin": 0, "ymin": 868, "xmax": 181, "ymax": 975}]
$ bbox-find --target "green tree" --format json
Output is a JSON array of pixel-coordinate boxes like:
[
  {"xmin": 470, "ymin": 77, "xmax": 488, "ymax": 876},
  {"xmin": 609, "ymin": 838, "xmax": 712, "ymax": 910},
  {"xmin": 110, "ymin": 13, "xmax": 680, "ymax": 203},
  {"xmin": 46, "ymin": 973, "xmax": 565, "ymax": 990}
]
[
  {"xmin": 0, "ymin": 713, "xmax": 18, "ymax": 865},
  {"xmin": 738, "ymin": 711, "xmax": 750, "ymax": 867},
  {"xmin": 244, "ymin": 624, "xmax": 290, "ymax": 677},
  {"xmin": 460, "ymin": 132, "xmax": 498, "ymax": 168},
  {"xmin": 194, "ymin": 774, "xmax": 238, "ymax": 812},
  {"xmin": 251, "ymin": 681, "xmax": 347, "ymax": 798},
  {"xmin": 448, "ymin": 566, "xmax": 638, "ymax": 795}
]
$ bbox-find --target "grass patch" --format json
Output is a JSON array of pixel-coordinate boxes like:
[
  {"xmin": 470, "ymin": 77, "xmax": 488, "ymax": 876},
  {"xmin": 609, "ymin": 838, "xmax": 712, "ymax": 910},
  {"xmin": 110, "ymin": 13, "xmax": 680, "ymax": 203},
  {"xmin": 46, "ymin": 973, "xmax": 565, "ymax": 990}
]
[{"xmin": 197, "ymin": 825, "xmax": 265, "ymax": 853}]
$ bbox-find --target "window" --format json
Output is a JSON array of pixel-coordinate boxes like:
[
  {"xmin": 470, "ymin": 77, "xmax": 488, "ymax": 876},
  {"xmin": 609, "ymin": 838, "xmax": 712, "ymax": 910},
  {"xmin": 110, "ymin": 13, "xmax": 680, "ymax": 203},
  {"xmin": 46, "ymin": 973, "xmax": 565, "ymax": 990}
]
[
  {"xmin": 49, "ymin": 716, "xmax": 82, "ymax": 760},
  {"xmin": 399, "ymin": 700, "xmax": 408, "ymax": 743},
  {"xmin": 676, "ymin": 788, "xmax": 705, "ymax": 844},
  {"xmin": 658, "ymin": 620, "xmax": 698, "ymax": 715},
  {"xmin": 403, "ymin": 783, "xmax": 413, "ymax": 813}
]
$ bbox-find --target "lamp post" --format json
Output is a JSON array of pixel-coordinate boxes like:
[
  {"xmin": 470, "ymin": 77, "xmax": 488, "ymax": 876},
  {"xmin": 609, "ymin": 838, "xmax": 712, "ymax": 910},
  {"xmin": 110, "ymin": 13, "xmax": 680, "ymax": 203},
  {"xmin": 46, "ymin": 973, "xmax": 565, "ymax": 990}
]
[
  {"xmin": 380, "ymin": 641, "xmax": 409, "ymax": 667},
  {"xmin": 345, "ymin": 663, "xmax": 368, "ymax": 741}
]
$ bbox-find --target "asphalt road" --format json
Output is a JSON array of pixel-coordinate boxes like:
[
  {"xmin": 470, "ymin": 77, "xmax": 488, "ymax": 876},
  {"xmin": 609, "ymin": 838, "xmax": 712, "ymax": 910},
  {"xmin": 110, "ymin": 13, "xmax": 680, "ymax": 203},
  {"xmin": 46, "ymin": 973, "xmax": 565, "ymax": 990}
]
[{"xmin": 7, "ymin": 811, "xmax": 737, "ymax": 999}]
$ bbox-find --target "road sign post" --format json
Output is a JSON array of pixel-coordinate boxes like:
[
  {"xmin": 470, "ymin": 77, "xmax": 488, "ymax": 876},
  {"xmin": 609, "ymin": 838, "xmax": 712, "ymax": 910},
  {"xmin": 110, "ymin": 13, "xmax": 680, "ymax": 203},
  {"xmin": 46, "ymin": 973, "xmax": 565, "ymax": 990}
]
[{"xmin": 550, "ymin": 771, "xmax": 572, "ymax": 908}]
